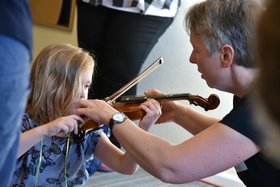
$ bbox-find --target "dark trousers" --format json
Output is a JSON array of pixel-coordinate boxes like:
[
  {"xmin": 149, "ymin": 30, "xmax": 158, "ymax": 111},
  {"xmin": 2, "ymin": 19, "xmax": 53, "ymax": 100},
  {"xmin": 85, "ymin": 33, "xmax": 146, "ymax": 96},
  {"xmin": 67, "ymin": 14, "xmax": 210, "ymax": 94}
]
[{"xmin": 77, "ymin": 0, "xmax": 174, "ymax": 147}]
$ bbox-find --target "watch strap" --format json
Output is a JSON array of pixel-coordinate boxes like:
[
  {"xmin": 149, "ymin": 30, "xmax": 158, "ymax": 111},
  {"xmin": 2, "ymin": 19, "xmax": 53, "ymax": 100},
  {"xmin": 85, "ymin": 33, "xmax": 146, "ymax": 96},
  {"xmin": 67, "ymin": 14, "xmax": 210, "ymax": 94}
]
[{"xmin": 109, "ymin": 118, "xmax": 115, "ymax": 132}]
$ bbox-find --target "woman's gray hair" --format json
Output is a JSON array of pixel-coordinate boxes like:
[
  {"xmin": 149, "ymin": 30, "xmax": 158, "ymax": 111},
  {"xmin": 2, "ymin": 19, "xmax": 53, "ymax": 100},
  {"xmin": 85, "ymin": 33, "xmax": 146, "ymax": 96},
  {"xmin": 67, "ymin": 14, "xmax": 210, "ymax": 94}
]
[{"xmin": 185, "ymin": 0, "xmax": 263, "ymax": 68}]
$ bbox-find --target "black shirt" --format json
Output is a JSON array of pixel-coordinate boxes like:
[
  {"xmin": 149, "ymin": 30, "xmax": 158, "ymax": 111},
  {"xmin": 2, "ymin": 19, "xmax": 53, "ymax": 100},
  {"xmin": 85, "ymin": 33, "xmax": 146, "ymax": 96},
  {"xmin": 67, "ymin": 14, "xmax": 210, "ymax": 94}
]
[{"xmin": 221, "ymin": 96, "xmax": 280, "ymax": 186}]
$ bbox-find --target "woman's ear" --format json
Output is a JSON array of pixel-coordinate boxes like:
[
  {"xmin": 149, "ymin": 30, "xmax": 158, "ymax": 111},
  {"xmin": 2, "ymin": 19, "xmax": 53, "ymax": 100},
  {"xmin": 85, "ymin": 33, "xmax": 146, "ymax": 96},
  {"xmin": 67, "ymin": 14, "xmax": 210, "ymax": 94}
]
[{"xmin": 220, "ymin": 44, "xmax": 234, "ymax": 68}]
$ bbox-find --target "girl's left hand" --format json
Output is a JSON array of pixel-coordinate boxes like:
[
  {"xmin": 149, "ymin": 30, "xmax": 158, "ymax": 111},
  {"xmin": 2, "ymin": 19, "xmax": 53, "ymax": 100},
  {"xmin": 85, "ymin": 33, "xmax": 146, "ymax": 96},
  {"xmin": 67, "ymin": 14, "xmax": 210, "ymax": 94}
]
[
  {"xmin": 138, "ymin": 99, "xmax": 162, "ymax": 131},
  {"xmin": 43, "ymin": 115, "xmax": 84, "ymax": 137}
]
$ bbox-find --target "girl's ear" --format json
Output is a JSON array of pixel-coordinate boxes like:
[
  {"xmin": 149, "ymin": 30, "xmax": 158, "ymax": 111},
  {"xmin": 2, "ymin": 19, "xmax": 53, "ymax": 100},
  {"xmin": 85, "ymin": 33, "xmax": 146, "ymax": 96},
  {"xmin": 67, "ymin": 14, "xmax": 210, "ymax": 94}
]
[{"xmin": 220, "ymin": 44, "xmax": 234, "ymax": 68}]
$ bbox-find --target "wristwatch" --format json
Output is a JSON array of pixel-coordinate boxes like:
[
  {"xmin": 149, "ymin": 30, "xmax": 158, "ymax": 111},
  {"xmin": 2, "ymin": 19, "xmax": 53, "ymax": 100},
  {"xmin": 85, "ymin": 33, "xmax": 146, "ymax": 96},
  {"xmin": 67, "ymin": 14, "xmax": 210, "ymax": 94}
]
[{"xmin": 109, "ymin": 112, "xmax": 127, "ymax": 131}]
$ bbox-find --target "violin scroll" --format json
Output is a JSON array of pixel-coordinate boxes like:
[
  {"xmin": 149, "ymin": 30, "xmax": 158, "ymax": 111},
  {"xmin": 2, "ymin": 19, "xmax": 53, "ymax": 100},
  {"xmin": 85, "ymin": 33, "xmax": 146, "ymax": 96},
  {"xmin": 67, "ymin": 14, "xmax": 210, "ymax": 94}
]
[
  {"xmin": 207, "ymin": 94, "xmax": 220, "ymax": 110},
  {"xmin": 187, "ymin": 94, "xmax": 220, "ymax": 111}
]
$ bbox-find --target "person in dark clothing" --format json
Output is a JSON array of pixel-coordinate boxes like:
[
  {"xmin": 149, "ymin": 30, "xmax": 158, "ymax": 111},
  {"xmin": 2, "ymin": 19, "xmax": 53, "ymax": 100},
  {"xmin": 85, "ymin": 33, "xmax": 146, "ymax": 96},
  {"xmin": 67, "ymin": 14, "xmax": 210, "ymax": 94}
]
[
  {"xmin": 77, "ymin": 0, "xmax": 179, "ymax": 100},
  {"xmin": 77, "ymin": 0, "xmax": 179, "ymax": 172},
  {"xmin": 77, "ymin": 0, "xmax": 280, "ymax": 186},
  {"xmin": 0, "ymin": 0, "xmax": 32, "ymax": 186}
]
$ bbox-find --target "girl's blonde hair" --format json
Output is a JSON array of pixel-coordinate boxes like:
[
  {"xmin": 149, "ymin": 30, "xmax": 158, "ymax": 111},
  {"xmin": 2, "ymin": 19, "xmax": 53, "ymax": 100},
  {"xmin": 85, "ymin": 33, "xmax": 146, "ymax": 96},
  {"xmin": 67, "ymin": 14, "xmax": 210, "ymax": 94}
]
[{"xmin": 26, "ymin": 43, "xmax": 94, "ymax": 124}]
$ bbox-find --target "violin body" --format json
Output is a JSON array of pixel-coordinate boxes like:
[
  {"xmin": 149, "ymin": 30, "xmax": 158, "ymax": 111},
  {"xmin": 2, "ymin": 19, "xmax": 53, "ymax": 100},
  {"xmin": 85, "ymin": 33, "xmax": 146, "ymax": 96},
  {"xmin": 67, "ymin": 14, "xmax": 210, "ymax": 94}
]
[{"xmin": 112, "ymin": 102, "xmax": 146, "ymax": 120}]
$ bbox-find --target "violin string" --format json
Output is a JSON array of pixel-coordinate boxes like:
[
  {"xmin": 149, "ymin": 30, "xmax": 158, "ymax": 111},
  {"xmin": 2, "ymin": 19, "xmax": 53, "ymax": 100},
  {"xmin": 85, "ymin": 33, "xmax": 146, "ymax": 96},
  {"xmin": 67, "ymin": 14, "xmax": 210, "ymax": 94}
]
[
  {"xmin": 34, "ymin": 137, "xmax": 71, "ymax": 186},
  {"xmin": 35, "ymin": 139, "xmax": 43, "ymax": 187},
  {"xmin": 64, "ymin": 136, "xmax": 70, "ymax": 187}
]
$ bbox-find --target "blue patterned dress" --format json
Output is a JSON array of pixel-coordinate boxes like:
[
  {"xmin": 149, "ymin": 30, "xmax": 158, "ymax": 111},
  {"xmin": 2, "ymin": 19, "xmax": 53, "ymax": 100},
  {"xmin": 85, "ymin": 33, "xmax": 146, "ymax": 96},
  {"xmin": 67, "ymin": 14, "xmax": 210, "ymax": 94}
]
[{"xmin": 10, "ymin": 113, "xmax": 102, "ymax": 187}]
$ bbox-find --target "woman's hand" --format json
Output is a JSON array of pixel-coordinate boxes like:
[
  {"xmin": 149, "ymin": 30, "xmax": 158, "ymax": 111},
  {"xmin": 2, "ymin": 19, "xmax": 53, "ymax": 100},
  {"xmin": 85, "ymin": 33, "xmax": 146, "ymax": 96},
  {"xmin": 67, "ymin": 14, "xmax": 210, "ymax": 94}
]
[
  {"xmin": 139, "ymin": 99, "xmax": 162, "ymax": 131},
  {"xmin": 76, "ymin": 99, "xmax": 119, "ymax": 125},
  {"xmin": 42, "ymin": 115, "xmax": 84, "ymax": 137}
]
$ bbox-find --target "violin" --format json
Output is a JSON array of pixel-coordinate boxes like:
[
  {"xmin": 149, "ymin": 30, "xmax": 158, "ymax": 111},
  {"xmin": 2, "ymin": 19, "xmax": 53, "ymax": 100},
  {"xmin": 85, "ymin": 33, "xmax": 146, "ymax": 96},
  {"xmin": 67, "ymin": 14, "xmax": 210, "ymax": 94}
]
[
  {"xmin": 72, "ymin": 57, "xmax": 220, "ymax": 141},
  {"xmin": 73, "ymin": 93, "xmax": 220, "ymax": 141},
  {"xmin": 114, "ymin": 93, "xmax": 220, "ymax": 119}
]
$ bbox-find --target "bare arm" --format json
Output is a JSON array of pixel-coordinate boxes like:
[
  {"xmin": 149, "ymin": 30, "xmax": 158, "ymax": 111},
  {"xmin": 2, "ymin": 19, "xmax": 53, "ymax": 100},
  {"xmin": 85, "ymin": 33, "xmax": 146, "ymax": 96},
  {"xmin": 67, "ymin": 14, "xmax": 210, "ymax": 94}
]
[
  {"xmin": 94, "ymin": 133, "xmax": 139, "ymax": 175},
  {"xmin": 18, "ymin": 126, "xmax": 47, "ymax": 157},
  {"xmin": 93, "ymin": 99, "xmax": 161, "ymax": 174},
  {"xmin": 18, "ymin": 115, "xmax": 83, "ymax": 157},
  {"xmin": 112, "ymin": 121, "xmax": 259, "ymax": 183},
  {"xmin": 169, "ymin": 101, "xmax": 220, "ymax": 134},
  {"xmin": 76, "ymin": 99, "xmax": 259, "ymax": 183},
  {"xmin": 145, "ymin": 89, "xmax": 219, "ymax": 134}
]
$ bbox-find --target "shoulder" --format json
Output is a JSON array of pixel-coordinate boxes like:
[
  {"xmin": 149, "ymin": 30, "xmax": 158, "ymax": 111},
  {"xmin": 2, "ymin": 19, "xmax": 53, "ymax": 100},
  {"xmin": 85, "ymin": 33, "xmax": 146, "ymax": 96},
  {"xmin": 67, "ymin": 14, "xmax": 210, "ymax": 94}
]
[
  {"xmin": 222, "ymin": 96, "xmax": 252, "ymax": 123},
  {"xmin": 221, "ymin": 95, "xmax": 260, "ymax": 143},
  {"xmin": 21, "ymin": 113, "xmax": 38, "ymax": 132}
]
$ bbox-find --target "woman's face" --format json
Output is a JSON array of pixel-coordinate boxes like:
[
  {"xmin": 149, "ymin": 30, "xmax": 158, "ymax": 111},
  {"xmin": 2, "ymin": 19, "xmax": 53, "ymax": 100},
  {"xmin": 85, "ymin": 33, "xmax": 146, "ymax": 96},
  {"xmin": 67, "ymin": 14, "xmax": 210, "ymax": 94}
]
[{"xmin": 189, "ymin": 32, "xmax": 223, "ymax": 89}]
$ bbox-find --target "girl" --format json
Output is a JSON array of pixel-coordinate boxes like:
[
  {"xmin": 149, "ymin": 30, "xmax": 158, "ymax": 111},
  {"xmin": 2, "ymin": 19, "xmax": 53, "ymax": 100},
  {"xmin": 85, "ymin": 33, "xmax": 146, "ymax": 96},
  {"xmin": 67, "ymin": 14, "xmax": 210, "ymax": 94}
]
[{"xmin": 10, "ymin": 43, "xmax": 161, "ymax": 186}]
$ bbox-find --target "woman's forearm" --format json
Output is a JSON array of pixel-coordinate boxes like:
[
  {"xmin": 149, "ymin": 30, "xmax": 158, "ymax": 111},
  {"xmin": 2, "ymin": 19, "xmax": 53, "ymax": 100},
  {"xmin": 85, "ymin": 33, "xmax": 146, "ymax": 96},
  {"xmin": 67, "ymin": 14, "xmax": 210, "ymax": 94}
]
[
  {"xmin": 112, "ymin": 122, "xmax": 175, "ymax": 179},
  {"xmin": 173, "ymin": 102, "xmax": 220, "ymax": 134}
]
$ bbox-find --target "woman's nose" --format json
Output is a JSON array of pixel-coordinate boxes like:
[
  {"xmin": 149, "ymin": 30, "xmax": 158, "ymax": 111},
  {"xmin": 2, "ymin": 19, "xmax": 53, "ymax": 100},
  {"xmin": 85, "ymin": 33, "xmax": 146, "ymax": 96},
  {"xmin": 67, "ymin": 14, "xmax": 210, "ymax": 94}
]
[{"xmin": 189, "ymin": 52, "xmax": 196, "ymax": 64}]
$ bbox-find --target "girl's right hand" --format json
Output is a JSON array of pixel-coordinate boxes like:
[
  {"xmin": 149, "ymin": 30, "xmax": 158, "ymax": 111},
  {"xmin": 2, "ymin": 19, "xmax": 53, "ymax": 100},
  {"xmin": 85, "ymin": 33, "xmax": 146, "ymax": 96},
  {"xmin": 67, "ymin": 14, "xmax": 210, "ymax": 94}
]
[
  {"xmin": 144, "ymin": 88, "xmax": 177, "ymax": 124},
  {"xmin": 139, "ymin": 99, "xmax": 162, "ymax": 131},
  {"xmin": 42, "ymin": 115, "xmax": 84, "ymax": 137}
]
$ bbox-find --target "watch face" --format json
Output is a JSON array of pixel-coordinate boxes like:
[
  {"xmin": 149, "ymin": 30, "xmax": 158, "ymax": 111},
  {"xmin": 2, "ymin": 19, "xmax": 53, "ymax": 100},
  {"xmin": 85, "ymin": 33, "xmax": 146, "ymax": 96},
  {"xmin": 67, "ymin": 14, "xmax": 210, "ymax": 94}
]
[{"xmin": 113, "ymin": 113, "xmax": 126, "ymax": 123}]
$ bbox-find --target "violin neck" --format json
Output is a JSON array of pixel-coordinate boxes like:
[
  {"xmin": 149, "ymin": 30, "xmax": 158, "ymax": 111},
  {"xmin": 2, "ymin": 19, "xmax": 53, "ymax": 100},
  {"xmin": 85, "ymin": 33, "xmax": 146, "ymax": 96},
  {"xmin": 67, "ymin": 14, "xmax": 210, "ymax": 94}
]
[{"xmin": 116, "ymin": 93, "xmax": 191, "ymax": 104}]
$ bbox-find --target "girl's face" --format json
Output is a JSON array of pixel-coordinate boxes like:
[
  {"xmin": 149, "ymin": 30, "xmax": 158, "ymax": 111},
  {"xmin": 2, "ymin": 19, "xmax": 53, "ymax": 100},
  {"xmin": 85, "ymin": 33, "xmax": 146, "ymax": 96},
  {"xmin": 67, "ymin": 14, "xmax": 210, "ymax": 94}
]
[
  {"xmin": 70, "ymin": 68, "xmax": 92, "ymax": 115},
  {"xmin": 80, "ymin": 69, "xmax": 93, "ymax": 100}
]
